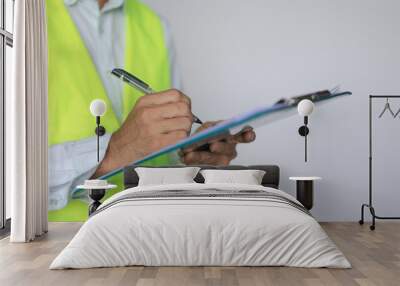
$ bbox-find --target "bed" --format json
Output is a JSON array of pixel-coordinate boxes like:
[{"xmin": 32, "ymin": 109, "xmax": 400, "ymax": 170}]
[{"xmin": 50, "ymin": 165, "xmax": 350, "ymax": 269}]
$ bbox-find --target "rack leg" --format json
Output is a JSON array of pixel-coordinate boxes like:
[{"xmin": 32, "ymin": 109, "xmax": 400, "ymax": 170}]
[
  {"xmin": 369, "ymin": 206, "xmax": 376, "ymax": 231},
  {"xmin": 359, "ymin": 204, "xmax": 377, "ymax": 230},
  {"xmin": 359, "ymin": 203, "xmax": 400, "ymax": 230},
  {"xmin": 359, "ymin": 204, "xmax": 366, "ymax": 225}
]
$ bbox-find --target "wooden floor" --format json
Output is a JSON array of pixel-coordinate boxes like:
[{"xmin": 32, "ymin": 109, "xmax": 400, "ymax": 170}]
[{"xmin": 0, "ymin": 222, "xmax": 399, "ymax": 286}]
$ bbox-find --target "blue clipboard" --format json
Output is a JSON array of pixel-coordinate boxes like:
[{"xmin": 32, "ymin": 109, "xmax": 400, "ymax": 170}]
[{"xmin": 96, "ymin": 89, "xmax": 351, "ymax": 181}]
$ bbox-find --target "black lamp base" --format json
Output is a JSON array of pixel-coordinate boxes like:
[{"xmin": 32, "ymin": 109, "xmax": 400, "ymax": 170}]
[
  {"xmin": 95, "ymin": 126, "xmax": 106, "ymax": 136},
  {"xmin": 298, "ymin": 126, "xmax": 309, "ymax": 137},
  {"xmin": 88, "ymin": 189, "xmax": 106, "ymax": 215}
]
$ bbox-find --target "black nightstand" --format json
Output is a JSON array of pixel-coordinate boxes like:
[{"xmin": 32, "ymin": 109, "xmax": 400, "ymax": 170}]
[
  {"xmin": 289, "ymin": 177, "xmax": 321, "ymax": 210},
  {"xmin": 77, "ymin": 180, "xmax": 117, "ymax": 215},
  {"xmin": 88, "ymin": 189, "xmax": 107, "ymax": 215}
]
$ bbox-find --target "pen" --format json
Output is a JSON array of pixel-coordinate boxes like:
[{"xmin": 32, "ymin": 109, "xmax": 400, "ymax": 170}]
[{"xmin": 111, "ymin": 68, "xmax": 203, "ymax": 125}]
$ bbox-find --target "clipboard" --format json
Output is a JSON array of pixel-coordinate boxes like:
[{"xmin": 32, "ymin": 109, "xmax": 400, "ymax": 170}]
[{"xmin": 94, "ymin": 88, "xmax": 351, "ymax": 181}]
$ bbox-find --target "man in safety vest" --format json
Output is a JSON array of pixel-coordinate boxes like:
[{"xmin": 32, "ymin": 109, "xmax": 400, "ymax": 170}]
[{"xmin": 47, "ymin": 0, "xmax": 256, "ymax": 221}]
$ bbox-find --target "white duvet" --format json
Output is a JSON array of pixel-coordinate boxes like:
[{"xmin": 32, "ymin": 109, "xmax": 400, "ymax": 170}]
[{"xmin": 50, "ymin": 183, "xmax": 351, "ymax": 269}]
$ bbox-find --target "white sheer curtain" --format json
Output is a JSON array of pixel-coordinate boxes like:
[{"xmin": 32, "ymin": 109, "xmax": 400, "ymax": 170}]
[{"xmin": 8, "ymin": 0, "xmax": 48, "ymax": 242}]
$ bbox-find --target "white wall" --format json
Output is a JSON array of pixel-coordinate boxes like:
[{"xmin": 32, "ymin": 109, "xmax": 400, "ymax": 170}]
[{"xmin": 143, "ymin": 0, "xmax": 400, "ymax": 221}]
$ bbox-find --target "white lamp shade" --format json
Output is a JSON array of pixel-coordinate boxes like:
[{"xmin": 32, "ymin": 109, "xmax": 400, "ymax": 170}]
[
  {"xmin": 297, "ymin": 99, "xmax": 315, "ymax": 116},
  {"xmin": 90, "ymin": 99, "xmax": 107, "ymax": 117}
]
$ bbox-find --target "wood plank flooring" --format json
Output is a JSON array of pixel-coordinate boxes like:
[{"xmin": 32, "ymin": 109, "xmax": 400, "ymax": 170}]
[{"xmin": 0, "ymin": 222, "xmax": 399, "ymax": 286}]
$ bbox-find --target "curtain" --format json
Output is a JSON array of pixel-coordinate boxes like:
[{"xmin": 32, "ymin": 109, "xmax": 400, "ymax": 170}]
[{"xmin": 8, "ymin": 0, "xmax": 48, "ymax": 242}]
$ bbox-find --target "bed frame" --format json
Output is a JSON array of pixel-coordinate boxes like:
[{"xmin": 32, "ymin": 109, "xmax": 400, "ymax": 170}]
[{"xmin": 123, "ymin": 165, "xmax": 280, "ymax": 189}]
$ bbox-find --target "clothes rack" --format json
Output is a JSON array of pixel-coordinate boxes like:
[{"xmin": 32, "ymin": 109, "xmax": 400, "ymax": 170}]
[{"xmin": 359, "ymin": 95, "xmax": 400, "ymax": 230}]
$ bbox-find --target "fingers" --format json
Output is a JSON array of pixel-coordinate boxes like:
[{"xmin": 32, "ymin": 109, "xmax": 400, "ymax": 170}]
[
  {"xmin": 178, "ymin": 122, "xmax": 254, "ymax": 166},
  {"xmin": 182, "ymin": 151, "xmax": 232, "ymax": 166},
  {"xmin": 181, "ymin": 120, "xmax": 227, "ymax": 153},
  {"xmin": 181, "ymin": 140, "xmax": 237, "ymax": 166},
  {"xmin": 109, "ymin": 89, "xmax": 196, "ymax": 169},
  {"xmin": 182, "ymin": 134, "xmax": 229, "ymax": 153},
  {"xmin": 146, "ymin": 102, "xmax": 193, "ymax": 121},
  {"xmin": 137, "ymin": 89, "xmax": 191, "ymax": 107},
  {"xmin": 195, "ymin": 121, "xmax": 221, "ymax": 131},
  {"xmin": 209, "ymin": 141, "xmax": 237, "ymax": 157},
  {"xmin": 156, "ymin": 117, "xmax": 193, "ymax": 134},
  {"xmin": 233, "ymin": 129, "xmax": 256, "ymax": 143},
  {"xmin": 159, "ymin": 131, "xmax": 188, "ymax": 147}
]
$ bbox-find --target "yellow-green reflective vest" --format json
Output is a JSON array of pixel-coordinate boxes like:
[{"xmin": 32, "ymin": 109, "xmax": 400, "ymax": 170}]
[{"xmin": 47, "ymin": 0, "xmax": 172, "ymax": 220}]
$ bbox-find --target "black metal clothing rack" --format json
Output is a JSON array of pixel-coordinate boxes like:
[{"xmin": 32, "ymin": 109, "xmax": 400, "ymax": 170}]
[{"xmin": 359, "ymin": 95, "xmax": 400, "ymax": 230}]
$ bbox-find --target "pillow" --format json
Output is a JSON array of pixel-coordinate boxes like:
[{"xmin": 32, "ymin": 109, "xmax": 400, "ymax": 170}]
[
  {"xmin": 135, "ymin": 167, "xmax": 201, "ymax": 186},
  {"xmin": 200, "ymin": 169, "xmax": 266, "ymax": 185}
]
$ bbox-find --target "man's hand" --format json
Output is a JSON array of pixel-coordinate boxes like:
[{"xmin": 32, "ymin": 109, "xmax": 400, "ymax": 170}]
[
  {"xmin": 180, "ymin": 121, "xmax": 256, "ymax": 166},
  {"xmin": 93, "ymin": 89, "xmax": 193, "ymax": 177}
]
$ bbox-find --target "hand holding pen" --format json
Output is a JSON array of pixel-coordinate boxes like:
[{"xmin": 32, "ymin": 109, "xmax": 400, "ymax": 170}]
[
  {"xmin": 93, "ymin": 88, "xmax": 195, "ymax": 178},
  {"xmin": 111, "ymin": 68, "xmax": 203, "ymax": 124}
]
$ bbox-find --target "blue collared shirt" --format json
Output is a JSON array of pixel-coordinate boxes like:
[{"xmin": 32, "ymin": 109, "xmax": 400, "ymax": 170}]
[{"xmin": 49, "ymin": 0, "xmax": 180, "ymax": 210}]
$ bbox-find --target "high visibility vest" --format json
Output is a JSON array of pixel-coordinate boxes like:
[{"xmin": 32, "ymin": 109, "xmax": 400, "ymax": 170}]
[{"xmin": 47, "ymin": 0, "xmax": 172, "ymax": 220}]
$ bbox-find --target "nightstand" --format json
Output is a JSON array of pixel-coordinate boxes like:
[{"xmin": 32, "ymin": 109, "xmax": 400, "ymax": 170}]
[
  {"xmin": 77, "ymin": 180, "xmax": 117, "ymax": 215},
  {"xmin": 88, "ymin": 189, "xmax": 107, "ymax": 215},
  {"xmin": 289, "ymin": 177, "xmax": 322, "ymax": 210}
]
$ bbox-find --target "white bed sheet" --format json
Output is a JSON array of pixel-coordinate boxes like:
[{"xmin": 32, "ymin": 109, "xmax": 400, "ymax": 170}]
[{"xmin": 50, "ymin": 183, "xmax": 350, "ymax": 269}]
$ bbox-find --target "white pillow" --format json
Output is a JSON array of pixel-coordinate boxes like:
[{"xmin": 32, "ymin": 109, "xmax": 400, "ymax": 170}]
[
  {"xmin": 200, "ymin": 169, "xmax": 266, "ymax": 185},
  {"xmin": 136, "ymin": 167, "xmax": 201, "ymax": 186}
]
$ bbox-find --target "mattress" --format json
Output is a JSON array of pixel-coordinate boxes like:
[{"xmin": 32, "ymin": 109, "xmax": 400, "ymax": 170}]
[{"xmin": 50, "ymin": 183, "xmax": 351, "ymax": 269}]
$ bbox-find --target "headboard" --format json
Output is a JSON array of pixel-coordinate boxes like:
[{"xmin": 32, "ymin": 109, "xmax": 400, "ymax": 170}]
[{"xmin": 123, "ymin": 165, "xmax": 280, "ymax": 189}]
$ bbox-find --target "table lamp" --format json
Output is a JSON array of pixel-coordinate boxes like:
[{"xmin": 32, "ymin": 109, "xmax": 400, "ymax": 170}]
[{"xmin": 297, "ymin": 99, "xmax": 315, "ymax": 162}]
